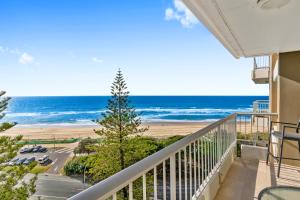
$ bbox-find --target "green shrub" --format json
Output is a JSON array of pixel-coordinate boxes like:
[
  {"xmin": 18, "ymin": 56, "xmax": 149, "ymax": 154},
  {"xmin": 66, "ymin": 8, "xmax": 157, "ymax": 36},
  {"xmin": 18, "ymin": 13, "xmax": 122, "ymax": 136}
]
[
  {"xmin": 27, "ymin": 161, "xmax": 37, "ymax": 170},
  {"xmin": 74, "ymin": 137, "xmax": 99, "ymax": 154},
  {"xmin": 64, "ymin": 156, "xmax": 89, "ymax": 176}
]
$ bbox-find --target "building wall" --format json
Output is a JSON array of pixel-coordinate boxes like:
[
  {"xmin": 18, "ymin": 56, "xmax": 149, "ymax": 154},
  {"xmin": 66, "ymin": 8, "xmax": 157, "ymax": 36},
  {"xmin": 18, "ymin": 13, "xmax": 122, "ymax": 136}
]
[
  {"xmin": 277, "ymin": 51, "xmax": 300, "ymax": 165},
  {"xmin": 270, "ymin": 54, "xmax": 278, "ymax": 117}
]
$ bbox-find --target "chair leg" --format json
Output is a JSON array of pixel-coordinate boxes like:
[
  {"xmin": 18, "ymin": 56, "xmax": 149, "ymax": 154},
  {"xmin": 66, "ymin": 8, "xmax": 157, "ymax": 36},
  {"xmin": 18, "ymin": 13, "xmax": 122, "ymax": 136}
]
[
  {"xmin": 277, "ymin": 139, "xmax": 284, "ymax": 178},
  {"xmin": 266, "ymin": 132, "xmax": 272, "ymax": 165}
]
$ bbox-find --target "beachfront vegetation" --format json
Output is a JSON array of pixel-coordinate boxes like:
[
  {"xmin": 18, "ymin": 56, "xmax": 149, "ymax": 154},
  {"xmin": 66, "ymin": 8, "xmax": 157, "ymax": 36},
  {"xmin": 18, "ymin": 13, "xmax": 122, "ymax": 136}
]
[
  {"xmin": 0, "ymin": 90, "xmax": 36, "ymax": 200},
  {"xmin": 17, "ymin": 138, "xmax": 80, "ymax": 145},
  {"xmin": 30, "ymin": 164, "xmax": 51, "ymax": 174},
  {"xmin": 73, "ymin": 137, "xmax": 98, "ymax": 155},
  {"xmin": 64, "ymin": 135, "xmax": 184, "ymax": 177}
]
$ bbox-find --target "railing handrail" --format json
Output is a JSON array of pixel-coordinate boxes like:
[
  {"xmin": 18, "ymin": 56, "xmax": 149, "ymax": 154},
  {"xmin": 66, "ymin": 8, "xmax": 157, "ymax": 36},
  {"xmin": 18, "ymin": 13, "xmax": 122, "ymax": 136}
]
[
  {"xmin": 69, "ymin": 113, "xmax": 236, "ymax": 200},
  {"xmin": 253, "ymin": 56, "xmax": 270, "ymax": 69},
  {"xmin": 253, "ymin": 100, "xmax": 269, "ymax": 103},
  {"xmin": 236, "ymin": 112, "xmax": 277, "ymax": 116}
]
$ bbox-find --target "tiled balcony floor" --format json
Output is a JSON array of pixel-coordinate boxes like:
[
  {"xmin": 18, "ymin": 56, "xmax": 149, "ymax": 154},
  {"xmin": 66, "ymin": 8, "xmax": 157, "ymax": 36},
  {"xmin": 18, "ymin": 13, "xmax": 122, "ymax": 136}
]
[{"xmin": 214, "ymin": 158, "xmax": 300, "ymax": 200}]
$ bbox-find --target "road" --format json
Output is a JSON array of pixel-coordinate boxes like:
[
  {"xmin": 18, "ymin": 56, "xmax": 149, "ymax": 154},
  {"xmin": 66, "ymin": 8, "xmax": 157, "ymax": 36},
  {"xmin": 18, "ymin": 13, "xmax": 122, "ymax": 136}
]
[
  {"xmin": 46, "ymin": 148, "xmax": 73, "ymax": 174},
  {"xmin": 30, "ymin": 174, "xmax": 86, "ymax": 200}
]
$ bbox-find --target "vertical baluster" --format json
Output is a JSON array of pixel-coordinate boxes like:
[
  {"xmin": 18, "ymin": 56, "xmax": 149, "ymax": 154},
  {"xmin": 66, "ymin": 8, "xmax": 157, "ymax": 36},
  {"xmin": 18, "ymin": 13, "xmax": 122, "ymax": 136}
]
[
  {"xmin": 184, "ymin": 147, "xmax": 187, "ymax": 200},
  {"xmin": 189, "ymin": 144, "xmax": 192, "ymax": 198},
  {"xmin": 244, "ymin": 115, "xmax": 246, "ymax": 135},
  {"xmin": 213, "ymin": 131, "xmax": 216, "ymax": 170},
  {"xmin": 153, "ymin": 166, "xmax": 157, "ymax": 200},
  {"xmin": 205, "ymin": 139, "xmax": 207, "ymax": 180},
  {"xmin": 250, "ymin": 114, "xmax": 253, "ymax": 139},
  {"xmin": 254, "ymin": 115, "xmax": 259, "ymax": 146},
  {"xmin": 193, "ymin": 142, "xmax": 197, "ymax": 194},
  {"xmin": 179, "ymin": 151, "xmax": 182, "ymax": 200},
  {"xmin": 239, "ymin": 115, "xmax": 241, "ymax": 133},
  {"xmin": 143, "ymin": 174, "xmax": 147, "ymax": 200},
  {"xmin": 208, "ymin": 135, "xmax": 211, "ymax": 174},
  {"xmin": 217, "ymin": 126, "xmax": 220, "ymax": 164},
  {"xmin": 201, "ymin": 138, "xmax": 204, "ymax": 187},
  {"xmin": 222, "ymin": 124, "xmax": 224, "ymax": 156},
  {"xmin": 170, "ymin": 154, "xmax": 176, "ymax": 200},
  {"xmin": 113, "ymin": 193, "xmax": 117, "ymax": 200},
  {"xmin": 163, "ymin": 160, "xmax": 166, "ymax": 200},
  {"xmin": 197, "ymin": 139, "xmax": 201, "ymax": 187},
  {"xmin": 263, "ymin": 116, "xmax": 265, "ymax": 134},
  {"xmin": 129, "ymin": 182, "xmax": 133, "ymax": 200}
]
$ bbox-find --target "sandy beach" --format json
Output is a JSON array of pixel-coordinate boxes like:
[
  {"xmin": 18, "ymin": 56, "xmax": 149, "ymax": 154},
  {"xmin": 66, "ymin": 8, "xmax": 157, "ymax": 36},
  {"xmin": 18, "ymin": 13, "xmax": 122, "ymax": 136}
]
[{"xmin": 2, "ymin": 122, "xmax": 212, "ymax": 140}]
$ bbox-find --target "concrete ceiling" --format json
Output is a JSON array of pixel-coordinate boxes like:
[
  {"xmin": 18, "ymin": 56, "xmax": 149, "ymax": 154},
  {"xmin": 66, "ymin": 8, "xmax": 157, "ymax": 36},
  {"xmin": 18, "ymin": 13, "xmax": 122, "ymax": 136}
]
[{"xmin": 183, "ymin": 0, "xmax": 300, "ymax": 58}]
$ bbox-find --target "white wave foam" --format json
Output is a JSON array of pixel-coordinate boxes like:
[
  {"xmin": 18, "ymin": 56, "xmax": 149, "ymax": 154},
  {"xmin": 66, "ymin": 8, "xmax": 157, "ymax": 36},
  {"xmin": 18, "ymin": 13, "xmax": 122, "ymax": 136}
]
[
  {"xmin": 16, "ymin": 120, "xmax": 97, "ymax": 127},
  {"xmin": 5, "ymin": 112, "xmax": 42, "ymax": 117},
  {"xmin": 136, "ymin": 107, "xmax": 252, "ymax": 114}
]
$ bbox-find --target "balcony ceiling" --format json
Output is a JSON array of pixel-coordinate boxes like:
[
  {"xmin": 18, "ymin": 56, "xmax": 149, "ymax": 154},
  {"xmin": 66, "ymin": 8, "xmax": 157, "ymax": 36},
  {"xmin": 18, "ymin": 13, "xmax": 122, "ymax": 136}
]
[{"xmin": 183, "ymin": 0, "xmax": 300, "ymax": 58}]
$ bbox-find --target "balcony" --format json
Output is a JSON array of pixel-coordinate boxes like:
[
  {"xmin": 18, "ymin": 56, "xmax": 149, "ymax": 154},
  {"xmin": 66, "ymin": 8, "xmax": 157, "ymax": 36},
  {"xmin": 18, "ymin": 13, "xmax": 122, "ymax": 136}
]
[
  {"xmin": 68, "ymin": 112, "xmax": 300, "ymax": 200},
  {"xmin": 253, "ymin": 100, "xmax": 270, "ymax": 114},
  {"xmin": 252, "ymin": 56, "xmax": 270, "ymax": 84}
]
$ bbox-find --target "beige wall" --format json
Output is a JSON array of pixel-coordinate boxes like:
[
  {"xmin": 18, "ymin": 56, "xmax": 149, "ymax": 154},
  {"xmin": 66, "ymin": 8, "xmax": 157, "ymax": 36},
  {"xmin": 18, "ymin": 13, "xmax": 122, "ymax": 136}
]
[
  {"xmin": 274, "ymin": 51, "xmax": 300, "ymax": 165},
  {"xmin": 270, "ymin": 54, "xmax": 278, "ymax": 117}
]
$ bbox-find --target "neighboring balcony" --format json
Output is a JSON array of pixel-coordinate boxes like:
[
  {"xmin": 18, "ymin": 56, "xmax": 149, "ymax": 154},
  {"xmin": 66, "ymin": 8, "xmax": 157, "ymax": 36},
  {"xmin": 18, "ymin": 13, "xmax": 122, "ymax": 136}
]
[
  {"xmin": 253, "ymin": 100, "xmax": 270, "ymax": 113},
  {"xmin": 69, "ymin": 112, "xmax": 300, "ymax": 200},
  {"xmin": 251, "ymin": 56, "xmax": 270, "ymax": 84}
]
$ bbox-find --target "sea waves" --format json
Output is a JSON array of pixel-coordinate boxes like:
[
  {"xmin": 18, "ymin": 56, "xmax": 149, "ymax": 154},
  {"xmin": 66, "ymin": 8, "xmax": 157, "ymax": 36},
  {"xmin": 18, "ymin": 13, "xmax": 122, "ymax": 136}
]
[{"xmin": 3, "ymin": 107, "xmax": 252, "ymax": 125}]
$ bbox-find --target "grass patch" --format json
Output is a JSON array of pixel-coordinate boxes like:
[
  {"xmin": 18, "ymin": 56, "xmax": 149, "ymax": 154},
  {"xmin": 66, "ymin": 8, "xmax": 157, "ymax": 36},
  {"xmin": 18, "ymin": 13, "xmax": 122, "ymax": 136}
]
[
  {"xmin": 2, "ymin": 166, "xmax": 13, "ymax": 172},
  {"xmin": 30, "ymin": 164, "xmax": 51, "ymax": 174},
  {"xmin": 17, "ymin": 138, "xmax": 80, "ymax": 145}
]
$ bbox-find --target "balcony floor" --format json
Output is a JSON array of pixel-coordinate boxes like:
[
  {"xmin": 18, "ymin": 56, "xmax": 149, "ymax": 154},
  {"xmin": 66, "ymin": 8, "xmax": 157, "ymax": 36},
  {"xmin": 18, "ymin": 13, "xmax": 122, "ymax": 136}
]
[{"xmin": 214, "ymin": 158, "xmax": 300, "ymax": 200}]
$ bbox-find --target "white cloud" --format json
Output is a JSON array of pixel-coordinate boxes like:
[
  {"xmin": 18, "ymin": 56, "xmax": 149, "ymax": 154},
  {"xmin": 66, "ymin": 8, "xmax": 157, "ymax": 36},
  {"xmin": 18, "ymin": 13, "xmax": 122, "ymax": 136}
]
[
  {"xmin": 165, "ymin": 0, "xmax": 198, "ymax": 28},
  {"xmin": 19, "ymin": 53, "xmax": 34, "ymax": 65},
  {"xmin": 0, "ymin": 45, "xmax": 38, "ymax": 66},
  {"xmin": 92, "ymin": 57, "xmax": 103, "ymax": 63},
  {"xmin": 0, "ymin": 46, "xmax": 21, "ymax": 55}
]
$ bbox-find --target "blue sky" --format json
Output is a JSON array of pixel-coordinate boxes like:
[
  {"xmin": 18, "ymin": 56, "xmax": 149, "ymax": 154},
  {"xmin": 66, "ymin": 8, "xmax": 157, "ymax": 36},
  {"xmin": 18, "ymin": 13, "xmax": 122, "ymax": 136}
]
[{"xmin": 0, "ymin": 0, "xmax": 268, "ymax": 96}]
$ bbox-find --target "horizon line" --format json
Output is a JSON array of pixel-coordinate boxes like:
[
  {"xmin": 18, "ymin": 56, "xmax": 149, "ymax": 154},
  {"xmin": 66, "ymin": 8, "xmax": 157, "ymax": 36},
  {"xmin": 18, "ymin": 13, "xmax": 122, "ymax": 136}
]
[{"xmin": 9, "ymin": 94, "xmax": 269, "ymax": 97}]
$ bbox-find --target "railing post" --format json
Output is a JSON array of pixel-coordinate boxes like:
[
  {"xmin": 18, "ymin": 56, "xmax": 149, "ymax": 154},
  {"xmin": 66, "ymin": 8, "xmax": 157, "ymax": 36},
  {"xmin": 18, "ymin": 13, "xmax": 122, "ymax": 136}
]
[{"xmin": 170, "ymin": 153, "xmax": 176, "ymax": 200}]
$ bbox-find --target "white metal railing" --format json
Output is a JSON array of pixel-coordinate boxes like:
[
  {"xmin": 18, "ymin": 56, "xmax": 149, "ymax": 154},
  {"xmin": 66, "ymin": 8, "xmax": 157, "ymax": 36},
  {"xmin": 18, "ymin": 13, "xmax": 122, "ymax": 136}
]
[
  {"xmin": 253, "ymin": 56, "xmax": 270, "ymax": 69},
  {"xmin": 69, "ymin": 114, "xmax": 236, "ymax": 200},
  {"xmin": 253, "ymin": 100, "xmax": 270, "ymax": 113},
  {"xmin": 236, "ymin": 112, "xmax": 277, "ymax": 146}
]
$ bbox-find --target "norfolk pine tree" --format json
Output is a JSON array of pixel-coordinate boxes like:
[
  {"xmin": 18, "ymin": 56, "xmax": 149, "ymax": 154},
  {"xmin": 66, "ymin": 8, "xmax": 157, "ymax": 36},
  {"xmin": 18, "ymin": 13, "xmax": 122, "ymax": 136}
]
[
  {"xmin": 93, "ymin": 69, "xmax": 148, "ymax": 197},
  {"xmin": 0, "ymin": 91, "xmax": 36, "ymax": 200}
]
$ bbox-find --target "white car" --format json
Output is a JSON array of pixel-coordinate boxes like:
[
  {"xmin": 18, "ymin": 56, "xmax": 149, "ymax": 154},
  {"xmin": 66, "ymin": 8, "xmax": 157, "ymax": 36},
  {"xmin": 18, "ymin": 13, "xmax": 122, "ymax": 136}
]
[
  {"xmin": 38, "ymin": 155, "xmax": 49, "ymax": 164},
  {"xmin": 8, "ymin": 158, "xmax": 19, "ymax": 166}
]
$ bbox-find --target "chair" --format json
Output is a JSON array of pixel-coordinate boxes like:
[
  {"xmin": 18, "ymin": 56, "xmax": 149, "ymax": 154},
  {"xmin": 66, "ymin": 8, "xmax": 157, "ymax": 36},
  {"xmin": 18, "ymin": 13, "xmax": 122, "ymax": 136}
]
[{"xmin": 266, "ymin": 119, "xmax": 300, "ymax": 177}]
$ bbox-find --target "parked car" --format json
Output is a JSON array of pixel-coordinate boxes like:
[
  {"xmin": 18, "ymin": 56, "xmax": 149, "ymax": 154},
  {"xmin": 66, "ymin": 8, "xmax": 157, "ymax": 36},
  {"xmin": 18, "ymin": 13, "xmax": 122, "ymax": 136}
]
[
  {"xmin": 20, "ymin": 147, "xmax": 29, "ymax": 154},
  {"xmin": 15, "ymin": 158, "xmax": 27, "ymax": 165},
  {"xmin": 38, "ymin": 155, "xmax": 49, "ymax": 164},
  {"xmin": 8, "ymin": 158, "xmax": 19, "ymax": 166},
  {"xmin": 27, "ymin": 147, "xmax": 34, "ymax": 153},
  {"xmin": 23, "ymin": 157, "xmax": 35, "ymax": 165},
  {"xmin": 39, "ymin": 147, "xmax": 47, "ymax": 152},
  {"xmin": 32, "ymin": 145, "xmax": 42, "ymax": 153}
]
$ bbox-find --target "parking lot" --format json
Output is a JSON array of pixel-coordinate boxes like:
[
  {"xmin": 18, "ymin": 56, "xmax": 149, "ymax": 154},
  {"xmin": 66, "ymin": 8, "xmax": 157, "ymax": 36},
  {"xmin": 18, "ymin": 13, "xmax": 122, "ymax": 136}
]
[{"xmin": 15, "ymin": 146, "xmax": 73, "ymax": 174}]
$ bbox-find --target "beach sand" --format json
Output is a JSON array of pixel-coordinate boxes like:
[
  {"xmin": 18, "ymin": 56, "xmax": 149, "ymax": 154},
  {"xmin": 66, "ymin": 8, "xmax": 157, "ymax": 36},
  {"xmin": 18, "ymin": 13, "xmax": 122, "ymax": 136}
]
[{"xmin": 2, "ymin": 121, "xmax": 211, "ymax": 140}]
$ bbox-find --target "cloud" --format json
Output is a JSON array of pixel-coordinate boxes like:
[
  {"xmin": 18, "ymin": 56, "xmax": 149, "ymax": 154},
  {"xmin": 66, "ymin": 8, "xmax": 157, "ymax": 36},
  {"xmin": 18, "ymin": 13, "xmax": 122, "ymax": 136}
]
[
  {"xmin": 165, "ymin": 0, "xmax": 198, "ymax": 28},
  {"xmin": 92, "ymin": 57, "xmax": 103, "ymax": 63},
  {"xmin": 19, "ymin": 53, "xmax": 34, "ymax": 65},
  {"xmin": 0, "ymin": 46, "xmax": 21, "ymax": 55},
  {"xmin": 0, "ymin": 46, "xmax": 37, "ymax": 65}
]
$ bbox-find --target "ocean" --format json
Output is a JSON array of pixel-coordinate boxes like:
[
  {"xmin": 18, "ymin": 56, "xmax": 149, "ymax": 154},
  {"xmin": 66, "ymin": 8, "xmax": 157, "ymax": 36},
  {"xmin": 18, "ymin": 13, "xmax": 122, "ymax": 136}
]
[{"xmin": 1, "ymin": 96, "xmax": 268, "ymax": 125}]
